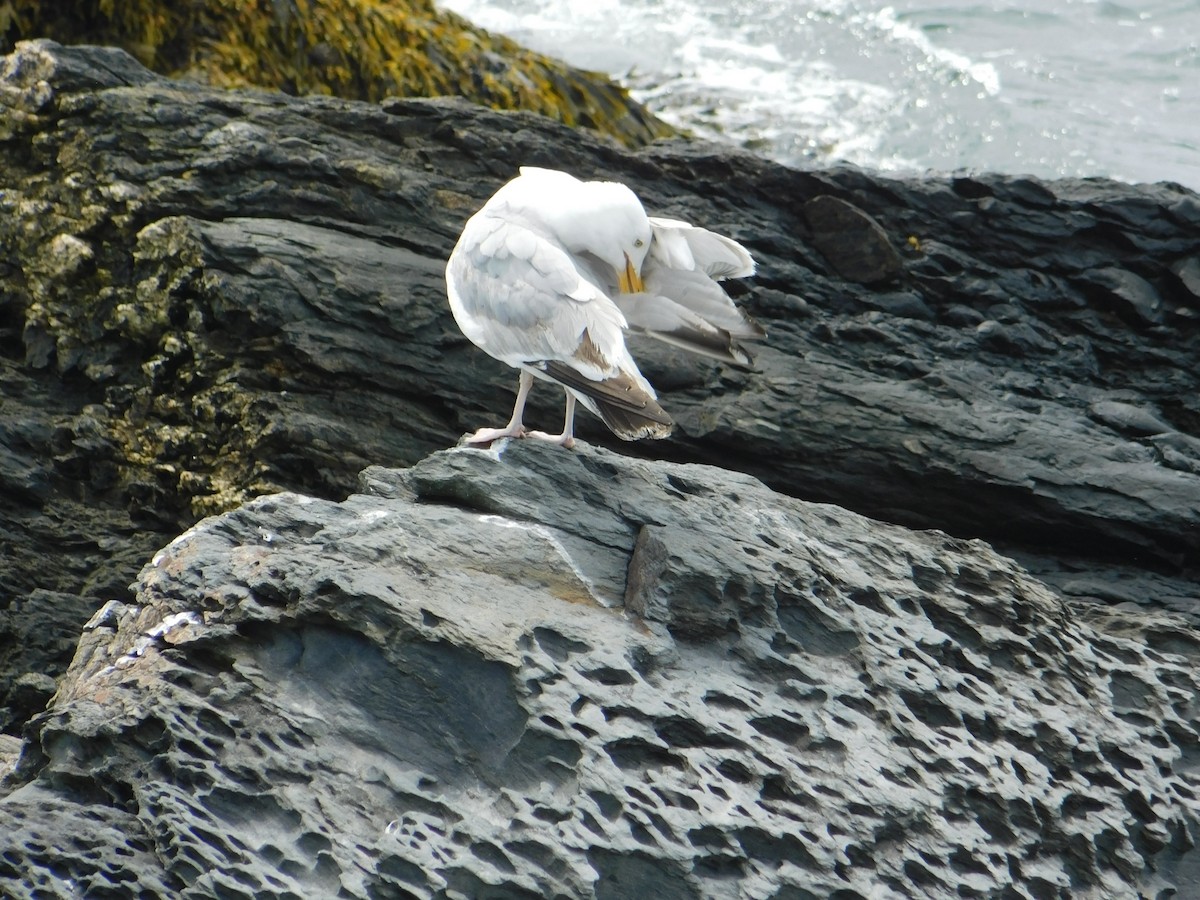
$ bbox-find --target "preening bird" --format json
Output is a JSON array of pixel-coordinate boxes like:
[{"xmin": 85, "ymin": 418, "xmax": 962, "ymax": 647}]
[{"xmin": 445, "ymin": 166, "xmax": 762, "ymax": 448}]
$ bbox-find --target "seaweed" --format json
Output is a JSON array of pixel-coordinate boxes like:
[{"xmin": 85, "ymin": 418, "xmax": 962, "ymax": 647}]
[{"xmin": 2, "ymin": 0, "xmax": 674, "ymax": 146}]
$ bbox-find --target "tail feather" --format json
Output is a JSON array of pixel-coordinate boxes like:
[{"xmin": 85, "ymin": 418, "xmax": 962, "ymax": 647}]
[
  {"xmin": 589, "ymin": 397, "xmax": 674, "ymax": 441},
  {"xmin": 540, "ymin": 360, "xmax": 674, "ymax": 440}
]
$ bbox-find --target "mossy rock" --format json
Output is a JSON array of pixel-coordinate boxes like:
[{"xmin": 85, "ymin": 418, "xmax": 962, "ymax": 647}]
[{"xmin": 1, "ymin": 0, "xmax": 674, "ymax": 146}]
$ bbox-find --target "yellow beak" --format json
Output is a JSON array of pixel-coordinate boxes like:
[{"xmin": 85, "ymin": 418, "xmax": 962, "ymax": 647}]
[{"xmin": 618, "ymin": 252, "xmax": 645, "ymax": 293}]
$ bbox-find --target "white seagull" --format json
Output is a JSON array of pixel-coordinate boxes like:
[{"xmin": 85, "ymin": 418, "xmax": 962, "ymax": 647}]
[{"xmin": 445, "ymin": 166, "xmax": 762, "ymax": 448}]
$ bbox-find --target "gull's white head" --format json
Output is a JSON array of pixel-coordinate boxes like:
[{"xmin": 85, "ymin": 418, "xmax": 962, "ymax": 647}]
[{"xmin": 513, "ymin": 167, "xmax": 652, "ymax": 292}]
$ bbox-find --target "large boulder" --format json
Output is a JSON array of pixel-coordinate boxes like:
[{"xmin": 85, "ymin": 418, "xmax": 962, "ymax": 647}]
[
  {"xmin": 3, "ymin": 441, "xmax": 1198, "ymax": 897},
  {"xmin": 0, "ymin": 0, "xmax": 671, "ymax": 146}
]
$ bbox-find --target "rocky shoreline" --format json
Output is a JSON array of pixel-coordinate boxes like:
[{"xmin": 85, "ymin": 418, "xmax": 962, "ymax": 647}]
[
  {"xmin": 1, "ymin": 39, "xmax": 1198, "ymax": 898},
  {"xmin": 1, "ymin": 0, "xmax": 671, "ymax": 146}
]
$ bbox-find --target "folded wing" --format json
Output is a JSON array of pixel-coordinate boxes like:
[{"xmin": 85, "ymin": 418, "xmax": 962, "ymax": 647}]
[{"xmin": 446, "ymin": 211, "xmax": 672, "ymax": 440}]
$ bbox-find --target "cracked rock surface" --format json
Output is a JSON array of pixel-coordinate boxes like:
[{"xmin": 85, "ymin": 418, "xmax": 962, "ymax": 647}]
[{"xmin": 2, "ymin": 442, "xmax": 1198, "ymax": 898}]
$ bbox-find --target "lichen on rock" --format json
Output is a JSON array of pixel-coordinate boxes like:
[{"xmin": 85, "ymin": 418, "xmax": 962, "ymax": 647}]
[{"xmin": 1, "ymin": 0, "xmax": 674, "ymax": 146}]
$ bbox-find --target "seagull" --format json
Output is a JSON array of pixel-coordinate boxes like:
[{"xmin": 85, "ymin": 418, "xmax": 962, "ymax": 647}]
[{"xmin": 445, "ymin": 166, "xmax": 762, "ymax": 448}]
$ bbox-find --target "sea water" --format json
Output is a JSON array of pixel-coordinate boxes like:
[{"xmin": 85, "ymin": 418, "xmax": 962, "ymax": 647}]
[{"xmin": 438, "ymin": 0, "xmax": 1199, "ymax": 189}]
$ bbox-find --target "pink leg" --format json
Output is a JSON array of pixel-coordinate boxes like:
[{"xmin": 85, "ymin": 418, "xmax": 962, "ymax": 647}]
[
  {"xmin": 528, "ymin": 391, "xmax": 577, "ymax": 449},
  {"xmin": 462, "ymin": 370, "xmax": 533, "ymax": 445}
]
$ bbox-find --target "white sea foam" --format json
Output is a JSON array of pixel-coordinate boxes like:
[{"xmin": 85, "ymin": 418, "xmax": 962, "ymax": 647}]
[
  {"xmin": 867, "ymin": 5, "xmax": 1001, "ymax": 97},
  {"xmin": 440, "ymin": 0, "xmax": 1200, "ymax": 188}
]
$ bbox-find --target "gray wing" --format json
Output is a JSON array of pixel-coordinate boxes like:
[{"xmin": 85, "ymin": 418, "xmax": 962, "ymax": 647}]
[
  {"xmin": 446, "ymin": 210, "xmax": 626, "ymax": 374},
  {"xmin": 647, "ymin": 216, "xmax": 756, "ymax": 279},
  {"xmin": 614, "ymin": 291, "xmax": 756, "ymax": 367},
  {"xmin": 615, "ymin": 217, "xmax": 764, "ymax": 367}
]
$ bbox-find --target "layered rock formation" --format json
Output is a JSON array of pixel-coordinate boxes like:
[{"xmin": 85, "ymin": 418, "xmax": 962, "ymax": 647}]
[
  {"xmin": 4, "ymin": 442, "xmax": 1199, "ymax": 898},
  {"xmin": 2, "ymin": 38, "xmax": 1200, "ymax": 897}
]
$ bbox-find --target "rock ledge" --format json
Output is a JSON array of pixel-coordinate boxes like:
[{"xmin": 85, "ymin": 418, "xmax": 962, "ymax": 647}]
[{"xmin": 3, "ymin": 442, "xmax": 1197, "ymax": 899}]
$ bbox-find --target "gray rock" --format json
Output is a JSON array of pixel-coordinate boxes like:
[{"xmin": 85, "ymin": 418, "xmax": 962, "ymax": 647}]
[
  {"xmin": 2, "ymin": 441, "xmax": 1197, "ymax": 898},
  {"xmin": 1077, "ymin": 267, "xmax": 1164, "ymax": 326},
  {"xmin": 1088, "ymin": 400, "xmax": 1173, "ymax": 438},
  {"xmin": 802, "ymin": 194, "xmax": 903, "ymax": 284},
  {"xmin": 1171, "ymin": 257, "xmax": 1200, "ymax": 302}
]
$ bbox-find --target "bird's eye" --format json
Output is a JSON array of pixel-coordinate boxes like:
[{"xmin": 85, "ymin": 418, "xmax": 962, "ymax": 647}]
[{"xmin": 634, "ymin": 238, "xmax": 645, "ymax": 248}]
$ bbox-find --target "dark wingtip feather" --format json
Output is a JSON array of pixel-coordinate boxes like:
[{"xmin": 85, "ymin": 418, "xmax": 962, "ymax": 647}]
[
  {"xmin": 634, "ymin": 328, "xmax": 759, "ymax": 370},
  {"xmin": 539, "ymin": 360, "xmax": 674, "ymax": 440},
  {"xmin": 593, "ymin": 401, "xmax": 675, "ymax": 441}
]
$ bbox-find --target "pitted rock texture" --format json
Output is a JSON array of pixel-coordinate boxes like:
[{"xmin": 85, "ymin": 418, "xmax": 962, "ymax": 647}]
[
  {"xmin": 2, "ymin": 442, "xmax": 1197, "ymax": 898},
  {"xmin": 2, "ymin": 40, "xmax": 1200, "ymax": 731}
]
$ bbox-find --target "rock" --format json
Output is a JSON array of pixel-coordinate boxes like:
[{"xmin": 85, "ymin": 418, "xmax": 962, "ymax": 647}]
[
  {"xmin": 1, "ymin": 38, "xmax": 1199, "ymax": 741},
  {"xmin": 1088, "ymin": 400, "xmax": 1173, "ymax": 438},
  {"xmin": 0, "ymin": 735, "xmax": 21, "ymax": 782},
  {"xmin": 1, "ymin": 0, "xmax": 672, "ymax": 147},
  {"xmin": 1, "ymin": 441, "xmax": 1197, "ymax": 898},
  {"xmin": 803, "ymin": 194, "xmax": 903, "ymax": 284},
  {"xmin": 3, "ymin": 674, "xmax": 55, "ymax": 730},
  {"xmin": 1171, "ymin": 257, "xmax": 1200, "ymax": 304},
  {"xmin": 1077, "ymin": 267, "xmax": 1164, "ymax": 326}
]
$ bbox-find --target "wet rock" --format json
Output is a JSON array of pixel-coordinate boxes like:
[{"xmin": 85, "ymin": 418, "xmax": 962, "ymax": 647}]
[
  {"xmin": 1078, "ymin": 267, "xmax": 1164, "ymax": 326},
  {"xmin": 1, "ymin": 442, "xmax": 1197, "ymax": 898},
  {"xmin": 803, "ymin": 194, "xmax": 903, "ymax": 284}
]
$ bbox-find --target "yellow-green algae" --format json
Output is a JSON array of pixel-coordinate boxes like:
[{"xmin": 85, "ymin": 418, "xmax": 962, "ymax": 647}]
[{"xmin": 2, "ymin": 0, "xmax": 674, "ymax": 146}]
